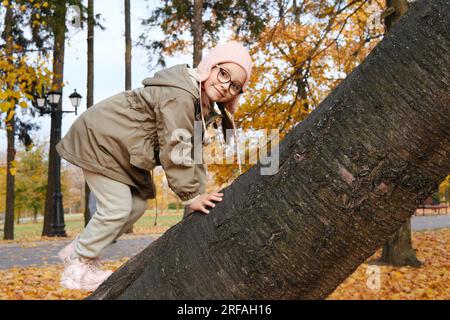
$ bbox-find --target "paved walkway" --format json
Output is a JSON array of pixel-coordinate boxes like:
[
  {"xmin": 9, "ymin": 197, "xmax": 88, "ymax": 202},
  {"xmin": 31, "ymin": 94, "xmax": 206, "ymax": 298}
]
[
  {"xmin": 0, "ymin": 215, "xmax": 449, "ymax": 270},
  {"xmin": 411, "ymin": 215, "xmax": 450, "ymax": 231},
  {"xmin": 0, "ymin": 235, "xmax": 156, "ymax": 270}
]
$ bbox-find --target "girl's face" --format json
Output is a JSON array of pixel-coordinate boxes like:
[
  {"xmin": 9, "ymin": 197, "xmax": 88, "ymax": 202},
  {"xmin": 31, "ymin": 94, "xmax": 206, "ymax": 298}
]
[{"xmin": 202, "ymin": 62, "xmax": 247, "ymax": 104}]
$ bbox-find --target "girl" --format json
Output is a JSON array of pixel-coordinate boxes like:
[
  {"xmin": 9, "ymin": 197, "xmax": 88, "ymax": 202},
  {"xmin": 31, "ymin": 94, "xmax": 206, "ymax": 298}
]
[{"xmin": 55, "ymin": 41, "xmax": 252, "ymax": 291}]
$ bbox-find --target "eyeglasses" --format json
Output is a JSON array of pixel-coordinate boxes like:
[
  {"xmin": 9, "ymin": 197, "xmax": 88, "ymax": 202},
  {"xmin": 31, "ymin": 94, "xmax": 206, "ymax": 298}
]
[{"xmin": 214, "ymin": 65, "xmax": 244, "ymax": 96}]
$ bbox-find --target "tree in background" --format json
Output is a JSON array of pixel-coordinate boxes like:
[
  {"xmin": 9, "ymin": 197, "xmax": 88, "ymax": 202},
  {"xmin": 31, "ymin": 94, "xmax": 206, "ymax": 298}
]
[
  {"xmin": 61, "ymin": 163, "xmax": 83, "ymax": 215},
  {"xmin": 83, "ymin": 0, "xmax": 94, "ymax": 226},
  {"xmin": 0, "ymin": 151, "xmax": 6, "ymax": 217},
  {"xmin": 0, "ymin": 138, "xmax": 84, "ymax": 224},
  {"xmin": 1, "ymin": 0, "xmax": 55, "ymax": 239},
  {"xmin": 439, "ymin": 175, "xmax": 450, "ymax": 205},
  {"xmin": 14, "ymin": 138, "xmax": 48, "ymax": 223},
  {"xmin": 82, "ymin": 0, "xmax": 104, "ymax": 226},
  {"xmin": 138, "ymin": 0, "xmax": 269, "ymax": 69}
]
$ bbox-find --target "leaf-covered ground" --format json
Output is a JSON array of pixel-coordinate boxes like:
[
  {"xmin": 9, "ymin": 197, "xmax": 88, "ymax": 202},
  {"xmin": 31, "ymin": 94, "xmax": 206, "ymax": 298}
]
[
  {"xmin": 0, "ymin": 228, "xmax": 448, "ymax": 300},
  {"xmin": 328, "ymin": 228, "xmax": 450, "ymax": 300},
  {"xmin": 0, "ymin": 258, "xmax": 128, "ymax": 300}
]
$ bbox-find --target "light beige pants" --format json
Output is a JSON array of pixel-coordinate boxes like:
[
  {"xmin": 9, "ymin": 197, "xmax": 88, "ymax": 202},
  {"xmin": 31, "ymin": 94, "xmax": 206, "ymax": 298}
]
[{"xmin": 74, "ymin": 169, "xmax": 148, "ymax": 259}]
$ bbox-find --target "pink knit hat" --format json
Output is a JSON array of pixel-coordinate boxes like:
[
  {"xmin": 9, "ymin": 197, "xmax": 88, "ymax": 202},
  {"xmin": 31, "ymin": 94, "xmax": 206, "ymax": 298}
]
[{"xmin": 196, "ymin": 41, "xmax": 253, "ymax": 114}]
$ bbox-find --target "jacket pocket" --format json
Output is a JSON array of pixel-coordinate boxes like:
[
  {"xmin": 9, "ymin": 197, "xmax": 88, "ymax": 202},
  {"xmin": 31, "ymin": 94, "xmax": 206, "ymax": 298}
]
[{"xmin": 128, "ymin": 136, "xmax": 157, "ymax": 171}]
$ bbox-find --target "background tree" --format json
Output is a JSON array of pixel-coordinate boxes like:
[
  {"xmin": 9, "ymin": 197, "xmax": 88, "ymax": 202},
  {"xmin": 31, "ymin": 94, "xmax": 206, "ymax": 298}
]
[
  {"xmin": 88, "ymin": 0, "xmax": 449, "ymax": 299},
  {"xmin": 61, "ymin": 163, "xmax": 83, "ymax": 215},
  {"xmin": 138, "ymin": 0, "xmax": 269, "ymax": 70},
  {"xmin": 2, "ymin": 1, "xmax": 15, "ymax": 239},
  {"xmin": 192, "ymin": 0, "xmax": 204, "ymax": 66},
  {"xmin": 1, "ymin": 0, "xmax": 54, "ymax": 239},
  {"xmin": 83, "ymin": 0, "xmax": 94, "ymax": 226},
  {"xmin": 14, "ymin": 138, "xmax": 48, "ymax": 223},
  {"xmin": 439, "ymin": 175, "xmax": 450, "ymax": 205},
  {"xmin": 0, "ymin": 150, "xmax": 5, "ymax": 220},
  {"xmin": 124, "ymin": 0, "xmax": 134, "ymax": 234}
]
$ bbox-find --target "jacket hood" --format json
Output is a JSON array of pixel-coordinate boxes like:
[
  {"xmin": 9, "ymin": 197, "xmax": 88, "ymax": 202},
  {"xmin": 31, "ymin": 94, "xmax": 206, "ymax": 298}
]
[{"xmin": 141, "ymin": 64, "xmax": 199, "ymax": 100}]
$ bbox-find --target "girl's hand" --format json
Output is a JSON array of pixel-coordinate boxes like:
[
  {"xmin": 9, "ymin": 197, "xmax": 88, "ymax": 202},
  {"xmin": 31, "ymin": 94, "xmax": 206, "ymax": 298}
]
[{"xmin": 189, "ymin": 191, "xmax": 223, "ymax": 214}]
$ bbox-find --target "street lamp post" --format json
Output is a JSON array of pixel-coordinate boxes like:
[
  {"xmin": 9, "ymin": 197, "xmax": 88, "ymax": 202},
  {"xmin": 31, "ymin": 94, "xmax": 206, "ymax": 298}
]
[{"xmin": 35, "ymin": 89, "xmax": 82, "ymax": 237}]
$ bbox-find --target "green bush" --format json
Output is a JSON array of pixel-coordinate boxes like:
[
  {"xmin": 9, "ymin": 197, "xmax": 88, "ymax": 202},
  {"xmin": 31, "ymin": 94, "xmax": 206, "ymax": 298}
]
[{"xmin": 167, "ymin": 202, "xmax": 178, "ymax": 210}]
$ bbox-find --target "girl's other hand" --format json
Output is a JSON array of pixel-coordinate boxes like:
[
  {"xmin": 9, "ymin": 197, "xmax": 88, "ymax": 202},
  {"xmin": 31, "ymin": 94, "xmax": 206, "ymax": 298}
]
[{"xmin": 189, "ymin": 191, "xmax": 223, "ymax": 214}]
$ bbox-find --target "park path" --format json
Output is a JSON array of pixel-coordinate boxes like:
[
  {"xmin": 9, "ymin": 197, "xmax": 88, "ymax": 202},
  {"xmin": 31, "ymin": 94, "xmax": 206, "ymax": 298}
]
[
  {"xmin": 0, "ymin": 215, "xmax": 449, "ymax": 270},
  {"xmin": 0, "ymin": 234, "xmax": 156, "ymax": 270}
]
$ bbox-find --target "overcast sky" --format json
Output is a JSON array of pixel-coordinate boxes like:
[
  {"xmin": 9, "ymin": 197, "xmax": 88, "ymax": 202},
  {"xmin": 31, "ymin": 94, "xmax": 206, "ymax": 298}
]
[{"xmin": 0, "ymin": 0, "xmax": 193, "ymax": 154}]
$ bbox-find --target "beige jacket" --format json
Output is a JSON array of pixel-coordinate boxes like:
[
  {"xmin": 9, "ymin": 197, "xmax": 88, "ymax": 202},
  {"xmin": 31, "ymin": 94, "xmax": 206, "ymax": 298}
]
[{"xmin": 56, "ymin": 64, "xmax": 220, "ymax": 203}]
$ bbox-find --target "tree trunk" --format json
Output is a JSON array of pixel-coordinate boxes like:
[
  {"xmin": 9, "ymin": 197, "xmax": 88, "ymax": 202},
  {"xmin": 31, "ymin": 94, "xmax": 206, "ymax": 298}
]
[
  {"xmin": 42, "ymin": 3, "xmax": 68, "ymax": 236},
  {"xmin": 84, "ymin": 0, "xmax": 94, "ymax": 227},
  {"xmin": 381, "ymin": 218, "xmax": 421, "ymax": 267},
  {"xmin": 3, "ymin": 4, "xmax": 15, "ymax": 240},
  {"xmin": 125, "ymin": 0, "xmax": 131, "ymax": 90},
  {"xmin": 4, "ymin": 108, "xmax": 15, "ymax": 240},
  {"xmin": 124, "ymin": 0, "xmax": 134, "ymax": 234},
  {"xmin": 183, "ymin": 0, "xmax": 204, "ymax": 219},
  {"xmin": 88, "ymin": 0, "xmax": 450, "ymax": 299},
  {"xmin": 192, "ymin": 0, "xmax": 203, "ymax": 67},
  {"xmin": 380, "ymin": 0, "xmax": 422, "ymax": 267}
]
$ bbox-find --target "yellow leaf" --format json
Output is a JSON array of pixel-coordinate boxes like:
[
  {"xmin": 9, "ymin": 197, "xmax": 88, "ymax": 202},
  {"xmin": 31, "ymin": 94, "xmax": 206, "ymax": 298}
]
[
  {"xmin": 11, "ymin": 91, "xmax": 21, "ymax": 99},
  {"xmin": 6, "ymin": 109, "xmax": 15, "ymax": 122},
  {"xmin": 1, "ymin": 101, "xmax": 12, "ymax": 112}
]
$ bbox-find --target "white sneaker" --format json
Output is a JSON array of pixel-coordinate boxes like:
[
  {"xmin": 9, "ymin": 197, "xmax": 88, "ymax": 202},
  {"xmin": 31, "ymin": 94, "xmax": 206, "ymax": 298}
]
[
  {"xmin": 58, "ymin": 240, "xmax": 76, "ymax": 264},
  {"xmin": 60, "ymin": 255, "xmax": 113, "ymax": 291}
]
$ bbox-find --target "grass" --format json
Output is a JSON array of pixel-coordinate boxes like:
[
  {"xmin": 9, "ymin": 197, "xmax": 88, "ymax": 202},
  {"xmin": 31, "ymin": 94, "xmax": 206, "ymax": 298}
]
[{"xmin": 1, "ymin": 209, "xmax": 184, "ymax": 243}]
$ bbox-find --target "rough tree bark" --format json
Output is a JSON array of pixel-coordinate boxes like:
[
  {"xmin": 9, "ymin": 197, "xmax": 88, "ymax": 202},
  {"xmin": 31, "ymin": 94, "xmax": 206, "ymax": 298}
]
[
  {"xmin": 88, "ymin": 0, "xmax": 450, "ymax": 299},
  {"xmin": 380, "ymin": 0, "xmax": 422, "ymax": 267}
]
